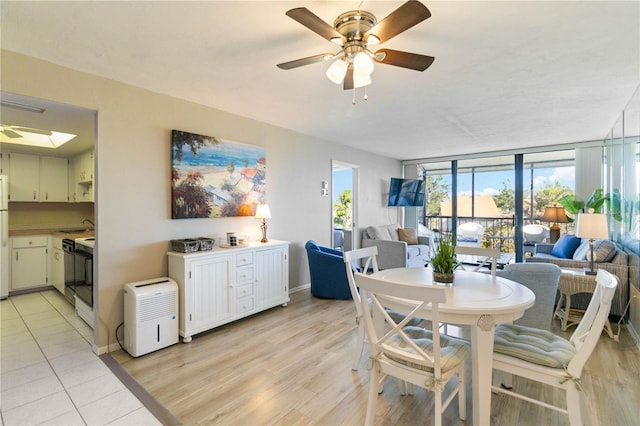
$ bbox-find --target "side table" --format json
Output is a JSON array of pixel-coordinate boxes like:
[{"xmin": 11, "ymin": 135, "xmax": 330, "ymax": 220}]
[{"xmin": 554, "ymin": 268, "xmax": 613, "ymax": 338}]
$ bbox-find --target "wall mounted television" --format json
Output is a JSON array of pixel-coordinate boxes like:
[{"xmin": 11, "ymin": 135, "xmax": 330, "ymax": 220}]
[{"xmin": 387, "ymin": 177, "xmax": 426, "ymax": 207}]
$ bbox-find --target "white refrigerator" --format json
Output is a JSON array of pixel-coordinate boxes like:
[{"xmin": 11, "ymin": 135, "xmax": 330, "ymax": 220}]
[{"xmin": 1, "ymin": 175, "xmax": 8, "ymax": 299}]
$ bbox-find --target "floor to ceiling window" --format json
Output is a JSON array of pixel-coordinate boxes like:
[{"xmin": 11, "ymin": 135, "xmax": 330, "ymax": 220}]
[{"xmin": 413, "ymin": 149, "xmax": 576, "ymax": 262}]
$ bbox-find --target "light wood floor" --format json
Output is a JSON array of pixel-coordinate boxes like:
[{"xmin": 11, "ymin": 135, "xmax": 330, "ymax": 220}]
[{"xmin": 112, "ymin": 289, "xmax": 640, "ymax": 425}]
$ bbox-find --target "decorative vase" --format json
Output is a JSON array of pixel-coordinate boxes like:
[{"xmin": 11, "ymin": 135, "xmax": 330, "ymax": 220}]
[{"xmin": 433, "ymin": 272, "xmax": 454, "ymax": 284}]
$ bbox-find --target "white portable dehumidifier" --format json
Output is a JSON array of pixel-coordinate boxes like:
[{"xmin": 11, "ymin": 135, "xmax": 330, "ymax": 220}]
[{"xmin": 123, "ymin": 277, "xmax": 179, "ymax": 357}]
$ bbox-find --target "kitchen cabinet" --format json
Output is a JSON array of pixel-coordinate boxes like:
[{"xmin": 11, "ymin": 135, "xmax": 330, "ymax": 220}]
[
  {"xmin": 7, "ymin": 153, "xmax": 68, "ymax": 202},
  {"xmin": 7, "ymin": 152, "xmax": 39, "ymax": 201},
  {"xmin": 167, "ymin": 240, "xmax": 289, "ymax": 342},
  {"xmin": 40, "ymin": 156, "xmax": 68, "ymax": 202},
  {"xmin": 70, "ymin": 150, "xmax": 94, "ymax": 202},
  {"xmin": 50, "ymin": 237, "xmax": 64, "ymax": 294},
  {"xmin": 11, "ymin": 235, "xmax": 48, "ymax": 291}
]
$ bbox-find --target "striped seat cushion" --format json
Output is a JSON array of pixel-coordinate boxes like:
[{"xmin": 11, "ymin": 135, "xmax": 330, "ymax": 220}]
[
  {"xmin": 386, "ymin": 309, "xmax": 422, "ymax": 327},
  {"xmin": 385, "ymin": 326, "xmax": 470, "ymax": 373},
  {"xmin": 494, "ymin": 323, "xmax": 576, "ymax": 368}
]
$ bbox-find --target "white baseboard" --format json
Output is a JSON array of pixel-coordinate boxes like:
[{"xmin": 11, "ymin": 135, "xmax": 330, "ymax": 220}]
[
  {"xmin": 96, "ymin": 342, "xmax": 124, "ymax": 355},
  {"xmin": 289, "ymin": 283, "xmax": 310, "ymax": 294}
]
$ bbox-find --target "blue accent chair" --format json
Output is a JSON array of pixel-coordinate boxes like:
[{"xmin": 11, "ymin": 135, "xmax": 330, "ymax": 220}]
[{"xmin": 305, "ymin": 240, "xmax": 352, "ymax": 299}]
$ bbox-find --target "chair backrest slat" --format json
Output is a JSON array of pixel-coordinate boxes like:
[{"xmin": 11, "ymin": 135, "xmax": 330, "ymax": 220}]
[
  {"xmin": 343, "ymin": 247, "xmax": 380, "ymax": 318},
  {"xmin": 455, "ymin": 246, "xmax": 500, "ymax": 276}
]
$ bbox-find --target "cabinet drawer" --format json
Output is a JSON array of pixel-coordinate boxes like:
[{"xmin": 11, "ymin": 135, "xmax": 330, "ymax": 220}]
[
  {"xmin": 236, "ymin": 297, "xmax": 255, "ymax": 315},
  {"xmin": 235, "ymin": 266, "xmax": 254, "ymax": 286},
  {"xmin": 12, "ymin": 235, "xmax": 48, "ymax": 249},
  {"xmin": 235, "ymin": 283, "xmax": 254, "ymax": 299},
  {"xmin": 234, "ymin": 252, "xmax": 254, "ymax": 267}
]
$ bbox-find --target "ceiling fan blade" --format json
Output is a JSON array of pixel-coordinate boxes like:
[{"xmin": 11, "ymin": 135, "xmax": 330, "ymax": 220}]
[
  {"xmin": 286, "ymin": 8, "xmax": 343, "ymax": 43},
  {"xmin": 374, "ymin": 49, "xmax": 434, "ymax": 71},
  {"xmin": 343, "ymin": 67, "xmax": 354, "ymax": 90},
  {"xmin": 365, "ymin": 0, "xmax": 431, "ymax": 44},
  {"xmin": 277, "ymin": 53, "xmax": 333, "ymax": 70},
  {"xmin": 12, "ymin": 126, "xmax": 52, "ymax": 136},
  {"xmin": 0, "ymin": 129, "xmax": 21, "ymax": 138}
]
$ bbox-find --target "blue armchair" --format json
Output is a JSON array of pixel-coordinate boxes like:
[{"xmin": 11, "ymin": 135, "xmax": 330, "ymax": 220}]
[{"xmin": 305, "ymin": 240, "xmax": 351, "ymax": 299}]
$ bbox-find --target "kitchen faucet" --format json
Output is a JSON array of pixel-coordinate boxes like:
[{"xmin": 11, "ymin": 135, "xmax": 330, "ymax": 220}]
[{"xmin": 82, "ymin": 218, "xmax": 95, "ymax": 227}]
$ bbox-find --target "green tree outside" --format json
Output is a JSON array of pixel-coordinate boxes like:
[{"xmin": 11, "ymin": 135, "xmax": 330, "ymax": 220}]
[
  {"xmin": 333, "ymin": 189, "xmax": 352, "ymax": 228},
  {"xmin": 425, "ymin": 175, "xmax": 449, "ymax": 216}
]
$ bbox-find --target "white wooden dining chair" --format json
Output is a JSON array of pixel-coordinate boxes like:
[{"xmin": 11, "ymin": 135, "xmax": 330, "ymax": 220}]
[
  {"xmin": 343, "ymin": 246, "xmax": 421, "ymax": 371},
  {"xmin": 491, "ymin": 269, "xmax": 618, "ymax": 426},
  {"xmin": 455, "ymin": 245, "xmax": 500, "ymax": 276},
  {"xmin": 355, "ymin": 272, "xmax": 469, "ymax": 426},
  {"xmin": 343, "ymin": 247, "xmax": 380, "ymax": 370}
]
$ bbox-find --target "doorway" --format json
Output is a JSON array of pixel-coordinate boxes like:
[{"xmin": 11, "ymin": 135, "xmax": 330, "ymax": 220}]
[
  {"xmin": 1, "ymin": 91, "xmax": 97, "ymax": 344},
  {"xmin": 332, "ymin": 160, "xmax": 358, "ymax": 252}
]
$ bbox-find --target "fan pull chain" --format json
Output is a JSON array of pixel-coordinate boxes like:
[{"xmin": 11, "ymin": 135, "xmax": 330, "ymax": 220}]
[{"xmin": 352, "ymin": 87, "xmax": 370, "ymax": 104}]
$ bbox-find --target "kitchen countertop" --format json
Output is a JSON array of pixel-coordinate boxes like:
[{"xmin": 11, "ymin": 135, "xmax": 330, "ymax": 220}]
[{"xmin": 9, "ymin": 228, "xmax": 95, "ymax": 239}]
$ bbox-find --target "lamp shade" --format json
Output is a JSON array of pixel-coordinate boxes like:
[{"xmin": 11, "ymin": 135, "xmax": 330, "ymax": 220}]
[
  {"xmin": 326, "ymin": 60, "xmax": 348, "ymax": 84},
  {"xmin": 575, "ymin": 213, "xmax": 608, "ymax": 239},
  {"xmin": 353, "ymin": 52, "xmax": 374, "ymax": 75},
  {"xmin": 541, "ymin": 206, "xmax": 569, "ymax": 223},
  {"xmin": 255, "ymin": 204, "xmax": 271, "ymax": 219},
  {"xmin": 353, "ymin": 69, "xmax": 372, "ymax": 88}
]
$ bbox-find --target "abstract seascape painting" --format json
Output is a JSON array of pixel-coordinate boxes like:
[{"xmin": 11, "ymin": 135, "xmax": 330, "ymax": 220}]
[{"xmin": 171, "ymin": 130, "xmax": 266, "ymax": 219}]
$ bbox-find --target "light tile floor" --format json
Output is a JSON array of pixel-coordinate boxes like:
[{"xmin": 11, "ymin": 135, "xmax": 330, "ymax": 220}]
[{"xmin": 1, "ymin": 290, "xmax": 161, "ymax": 426}]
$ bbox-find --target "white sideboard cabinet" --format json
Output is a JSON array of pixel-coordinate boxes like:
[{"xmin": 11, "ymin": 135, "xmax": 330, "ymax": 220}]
[{"xmin": 167, "ymin": 240, "xmax": 289, "ymax": 342}]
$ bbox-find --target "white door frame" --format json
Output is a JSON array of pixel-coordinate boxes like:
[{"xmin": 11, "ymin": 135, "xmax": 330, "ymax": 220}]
[{"xmin": 332, "ymin": 160, "xmax": 359, "ymax": 252}]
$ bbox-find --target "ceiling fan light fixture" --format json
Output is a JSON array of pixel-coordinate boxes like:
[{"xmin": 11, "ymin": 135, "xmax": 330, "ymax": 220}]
[
  {"xmin": 330, "ymin": 37, "xmax": 343, "ymax": 45},
  {"xmin": 353, "ymin": 69, "xmax": 372, "ymax": 88},
  {"xmin": 325, "ymin": 59, "xmax": 348, "ymax": 84},
  {"xmin": 353, "ymin": 51, "xmax": 374, "ymax": 76},
  {"xmin": 367, "ymin": 34, "xmax": 380, "ymax": 45}
]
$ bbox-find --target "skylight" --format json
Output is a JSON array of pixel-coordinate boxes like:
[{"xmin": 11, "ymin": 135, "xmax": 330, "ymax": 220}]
[{"xmin": 0, "ymin": 124, "xmax": 76, "ymax": 149}]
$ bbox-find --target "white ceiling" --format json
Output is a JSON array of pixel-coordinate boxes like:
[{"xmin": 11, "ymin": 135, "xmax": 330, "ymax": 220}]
[{"xmin": 1, "ymin": 1, "xmax": 638, "ymax": 160}]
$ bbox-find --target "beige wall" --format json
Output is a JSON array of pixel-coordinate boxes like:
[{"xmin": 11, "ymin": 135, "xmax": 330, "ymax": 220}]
[
  {"xmin": 1, "ymin": 50, "xmax": 401, "ymax": 352},
  {"xmin": 9, "ymin": 202, "xmax": 94, "ymax": 230}
]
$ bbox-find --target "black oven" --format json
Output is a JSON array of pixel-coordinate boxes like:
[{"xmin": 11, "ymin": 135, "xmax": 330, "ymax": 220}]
[
  {"xmin": 63, "ymin": 238, "xmax": 94, "ymax": 308},
  {"xmin": 74, "ymin": 240, "xmax": 93, "ymax": 307}
]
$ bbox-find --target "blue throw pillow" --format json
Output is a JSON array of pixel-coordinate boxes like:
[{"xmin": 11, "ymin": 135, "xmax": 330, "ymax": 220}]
[{"xmin": 550, "ymin": 234, "xmax": 581, "ymax": 259}]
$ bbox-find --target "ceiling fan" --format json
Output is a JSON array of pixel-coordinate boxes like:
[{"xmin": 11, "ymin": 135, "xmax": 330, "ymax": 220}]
[{"xmin": 277, "ymin": 0, "xmax": 434, "ymax": 92}]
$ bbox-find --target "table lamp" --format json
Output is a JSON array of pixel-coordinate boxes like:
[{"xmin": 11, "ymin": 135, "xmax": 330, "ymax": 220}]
[
  {"xmin": 255, "ymin": 204, "xmax": 271, "ymax": 243},
  {"xmin": 541, "ymin": 205, "xmax": 569, "ymax": 243},
  {"xmin": 575, "ymin": 212, "xmax": 608, "ymax": 275}
]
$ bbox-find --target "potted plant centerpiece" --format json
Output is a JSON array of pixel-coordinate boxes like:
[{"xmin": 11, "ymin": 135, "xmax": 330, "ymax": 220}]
[{"xmin": 429, "ymin": 236, "xmax": 460, "ymax": 284}]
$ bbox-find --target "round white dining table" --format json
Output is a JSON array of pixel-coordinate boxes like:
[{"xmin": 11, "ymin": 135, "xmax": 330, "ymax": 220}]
[{"xmin": 370, "ymin": 267, "xmax": 535, "ymax": 426}]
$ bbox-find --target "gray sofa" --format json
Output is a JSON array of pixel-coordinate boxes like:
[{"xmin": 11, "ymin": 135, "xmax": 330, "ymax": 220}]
[
  {"xmin": 361, "ymin": 224, "xmax": 434, "ymax": 270},
  {"xmin": 527, "ymin": 240, "xmax": 628, "ymax": 317}
]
